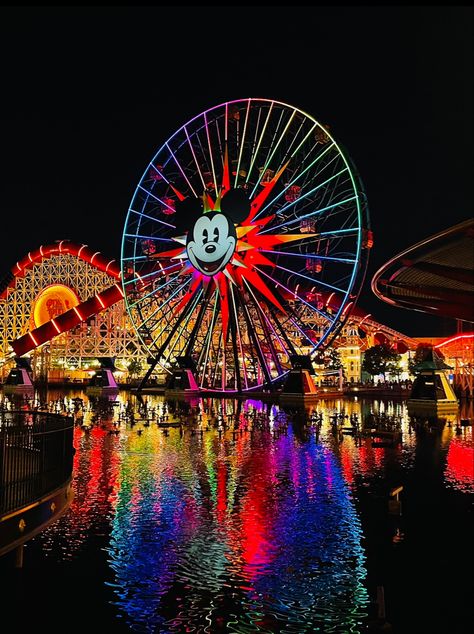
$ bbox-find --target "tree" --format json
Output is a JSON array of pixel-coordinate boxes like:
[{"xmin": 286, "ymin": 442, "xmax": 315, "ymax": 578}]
[
  {"xmin": 362, "ymin": 344, "xmax": 401, "ymax": 380},
  {"xmin": 127, "ymin": 360, "xmax": 143, "ymax": 379},
  {"xmin": 325, "ymin": 347, "xmax": 343, "ymax": 371}
]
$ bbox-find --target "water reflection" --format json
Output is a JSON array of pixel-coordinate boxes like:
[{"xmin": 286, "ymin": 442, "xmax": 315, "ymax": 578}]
[
  {"xmin": 108, "ymin": 407, "xmax": 368, "ymax": 632},
  {"xmin": 3, "ymin": 389, "xmax": 472, "ymax": 632}
]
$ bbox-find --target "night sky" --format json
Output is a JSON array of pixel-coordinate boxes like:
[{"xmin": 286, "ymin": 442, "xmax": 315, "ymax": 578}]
[{"xmin": 1, "ymin": 6, "xmax": 472, "ymax": 337}]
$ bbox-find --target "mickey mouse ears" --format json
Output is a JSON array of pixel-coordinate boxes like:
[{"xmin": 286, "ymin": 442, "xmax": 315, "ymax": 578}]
[{"xmin": 174, "ymin": 188, "xmax": 250, "ymax": 232}]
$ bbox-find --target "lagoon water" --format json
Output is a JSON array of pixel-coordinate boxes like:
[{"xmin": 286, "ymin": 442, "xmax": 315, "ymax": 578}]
[{"xmin": 1, "ymin": 390, "xmax": 473, "ymax": 633}]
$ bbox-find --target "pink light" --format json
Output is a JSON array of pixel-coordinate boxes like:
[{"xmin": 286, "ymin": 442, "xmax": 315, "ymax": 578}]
[
  {"xmin": 90, "ymin": 251, "xmax": 100, "ymax": 265},
  {"xmin": 78, "ymin": 244, "xmax": 88, "ymax": 257},
  {"xmin": 326, "ymin": 292, "xmax": 335, "ymax": 307}
]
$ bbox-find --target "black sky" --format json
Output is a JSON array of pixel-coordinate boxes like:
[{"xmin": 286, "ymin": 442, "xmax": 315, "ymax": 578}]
[{"xmin": 0, "ymin": 6, "xmax": 472, "ymax": 336}]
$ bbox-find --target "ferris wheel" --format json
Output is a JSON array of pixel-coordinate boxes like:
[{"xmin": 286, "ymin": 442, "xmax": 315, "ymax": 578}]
[{"xmin": 121, "ymin": 98, "xmax": 371, "ymax": 393}]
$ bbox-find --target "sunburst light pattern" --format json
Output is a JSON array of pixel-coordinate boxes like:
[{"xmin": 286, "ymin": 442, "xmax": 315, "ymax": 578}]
[{"xmin": 121, "ymin": 99, "xmax": 371, "ymax": 392}]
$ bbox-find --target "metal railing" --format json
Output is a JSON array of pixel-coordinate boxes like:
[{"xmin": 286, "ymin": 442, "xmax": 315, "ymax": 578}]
[{"xmin": 0, "ymin": 410, "xmax": 74, "ymax": 517}]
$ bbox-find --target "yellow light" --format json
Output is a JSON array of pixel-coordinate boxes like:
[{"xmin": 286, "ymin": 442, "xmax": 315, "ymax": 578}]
[{"xmin": 33, "ymin": 284, "xmax": 79, "ymax": 328}]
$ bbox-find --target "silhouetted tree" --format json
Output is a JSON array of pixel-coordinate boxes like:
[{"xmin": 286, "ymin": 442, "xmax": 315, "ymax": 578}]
[{"xmin": 362, "ymin": 344, "xmax": 401, "ymax": 380}]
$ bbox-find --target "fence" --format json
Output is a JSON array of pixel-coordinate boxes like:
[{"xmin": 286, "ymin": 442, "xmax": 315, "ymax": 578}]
[{"xmin": 0, "ymin": 410, "xmax": 74, "ymax": 517}]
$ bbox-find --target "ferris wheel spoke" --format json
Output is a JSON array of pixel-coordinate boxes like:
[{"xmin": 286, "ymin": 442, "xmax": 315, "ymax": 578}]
[
  {"xmin": 184, "ymin": 126, "xmax": 207, "ymax": 191},
  {"xmin": 160, "ymin": 289, "xmax": 204, "ymax": 363},
  {"xmin": 245, "ymin": 103, "xmax": 273, "ymax": 185},
  {"xmin": 229, "ymin": 284, "xmax": 247, "ymax": 390},
  {"xmin": 203, "ymin": 111, "xmax": 218, "ymax": 194},
  {"xmin": 261, "ymin": 195, "xmax": 358, "ymax": 234},
  {"xmin": 123, "ymin": 261, "xmax": 181, "ymax": 287},
  {"xmin": 235, "ymin": 286, "xmax": 274, "ymax": 388},
  {"xmin": 151, "ymin": 286, "xmax": 203, "ymax": 354},
  {"xmin": 254, "ymin": 266, "xmax": 336, "ymax": 322},
  {"xmin": 165, "ymin": 142, "xmax": 198, "ymax": 197},
  {"xmin": 249, "ymin": 107, "xmax": 296, "ymax": 198},
  {"xmin": 254, "ymin": 143, "xmax": 337, "ymax": 220},
  {"xmin": 129, "ymin": 209, "xmax": 175, "ymax": 230},
  {"xmin": 233, "ymin": 98, "xmax": 251, "ymax": 188},
  {"xmin": 242, "ymin": 278, "xmax": 290, "ymax": 366},
  {"xmin": 198, "ymin": 289, "xmax": 219, "ymax": 388},
  {"xmin": 138, "ymin": 278, "xmax": 191, "ymax": 327},
  {"xmin": 261, "ymin": 249, "xmax": 357, "ymax": 265},
  {"xmin": 127, "ymin": 272, "xmax": 184, "ymax": 308},
  {"xmin": 135, "ymin": 192, "xmax": 178, "ymax": 227}
]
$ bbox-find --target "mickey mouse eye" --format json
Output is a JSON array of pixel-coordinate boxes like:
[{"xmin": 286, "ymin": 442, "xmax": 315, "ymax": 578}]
[
  {"xmin": 202, "ymin": 228, "xmax": 209, "ymax": 244},
  {"xmin": 213, "ymin": 227, "xmax": 219, "ymax": 241}
]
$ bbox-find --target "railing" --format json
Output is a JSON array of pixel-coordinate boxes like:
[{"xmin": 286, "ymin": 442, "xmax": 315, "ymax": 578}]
[{"xmin": 0, "ymin": 410, "xmax": 74, "ymax": 517}]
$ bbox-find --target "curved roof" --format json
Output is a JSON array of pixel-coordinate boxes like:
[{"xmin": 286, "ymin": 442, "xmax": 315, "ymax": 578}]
[{"xmin": 372, "ymin": 219, "xmax": 474, "ymax": 322}]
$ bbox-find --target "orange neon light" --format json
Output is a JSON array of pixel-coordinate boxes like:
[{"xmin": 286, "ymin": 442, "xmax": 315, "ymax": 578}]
[
  {"xmin": 73, "ymin": 306, "xmax": 84, "ymax": 320},
  {"xmin": 90, "ymin": 251, "xmax": 100, "ymax": 265},
  {"xmin": 51, "ymin": 319, "xmax": 61, "ymax": 334},
  {"xmin": 29, "ymin": 332, "xmax": 39, "ymax": 347},
  {"xmin": 96, "ymin": 293, "xmax": 106, "ymax": 309},
  {"xmin": 435, "ymin": 333, "xmax": 474, "ymax": 348},
  {"xmin": 114, "ymin": 283, "xmax": 124, "ymax": 297}
]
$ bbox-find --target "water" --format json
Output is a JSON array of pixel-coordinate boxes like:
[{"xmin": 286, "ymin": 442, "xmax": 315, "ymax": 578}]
[{"xmin": 1, "ymin": 390, "xmax": 473, "ymax": 633}]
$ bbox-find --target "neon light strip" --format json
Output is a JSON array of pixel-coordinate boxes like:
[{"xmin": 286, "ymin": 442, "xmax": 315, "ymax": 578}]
[
  {"xmin": 114, "ymin": 283, "xmax": 124, "ymax": 297},
  {"xmin": 249, "ymin": 107, "xmax": 296, "ymax": 199},
  {"xmin": 127, "ymin": 272, "xmax": 183, "ymax": 307},
  {"xmin": 234, "ymin": 98, "xmax": 251, "ymax": 188},
  {"xmin": 224, "ymin": 102, "xmax": 228, "ymax": 142},
  {"xmin": 254, "ymin": 143, "xmax": 336, "ymax": 220},
  {"xmin": 435, "ymin": 333, "xmax": 474, "ymax": 348},
  {"xmin": 159, "ymin": 289, "xmax": 203, "ymax": 356},
  {"xmin": 129, "ymin": 208, "xmax": 176, "ymax": 229},
  {"xmin": 271, "ymin": 262, "xmax": 346, "ymax": 295},
  {"xmin": 255, "ymin": 266, "xmax": 334, "ymax": 324},
  {"xmin": 229, "ymin": 284, "xmax": 248, "ymax": 390},
  {"xmin": 261, "ymin": 195, "xmax": 358, "ymax": 234},
  {"xmin": 184, "ymin": 126, "xmax": 206, "ymax": 190},
  {"xmin": 124, "ymin": 233, "xmax": 174, "ymax": 242},
  {"xmin": 199, "ymin": 289, "xmax": 219, "ymax": 388},
  {"xmin": 90, "ymin": 251, "xmax": 100, "ymax": 265},
  {"xmin": 122, "ymin": 255, "xmax": 147, "ymax": 261},
  {"xmin": 29, "ymin": 332, "xmax": 39, "ymax": 347},
  {"xmin": 357, "ymin": 313, "xmax": 372, "ymax": 328},
  {"xmin": 95, "ymin": 294, "xmax": 106, "ymax": 309},
  {"xmin": 245, "ymin": 103, "xmax": 273, "ymax": 184},
  {"xmin": 136, "ymin": 188, "xmax": 178, "ymax": 227},
  {"xmin": 51, "ymin": 319, "xmax": 61, "ymax": 334},
  {"xmin": 165, "ymin": 142, "xmax": 197, "ymax": 197},
  {"xmin": 242, "ymin": 278, "xmax": 288, "ymax": 357},
  {"xmin": 203, "ymin": 111, "xmax": 218, "ymax": 194},
  {"xmin": 28, "ymin": 252, "xmax": 33, "ymax": 262},
  {"xmin": 123, "ymin": 261, "xmax": 180, "ymax": 286},
  {"xmin": 78, "ymin": 245, "xmax": 88, "ymax": 257},
  {"xmin": 260, "ymin": 249, "xmax": 356, "ymax": 264},
  {"xmin": 139, "ymin": 279, "xmax": 190, "ymax": 328},
  {"xmin": 73, "ymin": 306, "xmax": 83, "ymax": 321},
  {"xmin": 269, "ymin": 167, "xmax": 350, "ymax": 219}
]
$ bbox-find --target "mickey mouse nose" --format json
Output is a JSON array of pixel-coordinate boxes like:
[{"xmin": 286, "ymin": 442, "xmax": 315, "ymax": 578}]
[{"xmin": 205, "ymin": 244, "xmax": 216, "ymax": 253}]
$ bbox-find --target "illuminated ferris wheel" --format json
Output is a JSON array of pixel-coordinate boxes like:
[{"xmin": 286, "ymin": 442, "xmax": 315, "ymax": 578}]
[{"xmin": 121, "ymin": 98, "xmax": 371, "ymax": 392}]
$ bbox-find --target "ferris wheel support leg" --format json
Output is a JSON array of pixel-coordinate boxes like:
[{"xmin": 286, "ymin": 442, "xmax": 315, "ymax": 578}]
[{"xmin": 138, "ymin": 357, "xmax": 160, "ymax": 391}]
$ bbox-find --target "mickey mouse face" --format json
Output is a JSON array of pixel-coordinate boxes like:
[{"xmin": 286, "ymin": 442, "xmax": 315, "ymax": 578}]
[{"xmin": 186, "ymin": 212, "xmax": 236, "ymax": 276}]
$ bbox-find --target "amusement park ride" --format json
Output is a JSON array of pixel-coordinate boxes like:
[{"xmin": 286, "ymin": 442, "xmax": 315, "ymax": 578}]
[
  {"xmin": 121, "ymin": 98, "xmax": 372, "ymax": 396},
  {"xmin": 3, "ymin": 98, "xmax": 455, "ymax": 398}
]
